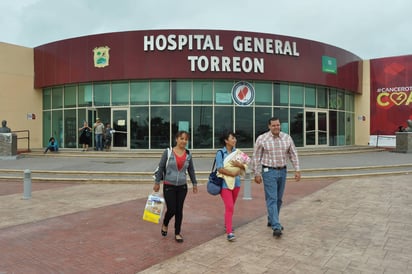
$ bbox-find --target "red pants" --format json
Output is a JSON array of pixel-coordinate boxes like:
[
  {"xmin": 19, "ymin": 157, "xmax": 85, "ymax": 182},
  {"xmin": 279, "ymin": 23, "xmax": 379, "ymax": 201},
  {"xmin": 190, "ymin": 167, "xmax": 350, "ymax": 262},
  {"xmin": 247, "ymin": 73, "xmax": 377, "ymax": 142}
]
[{"xmin": 220, "ymin": 187, "xmax": 240, "ymax": 234}]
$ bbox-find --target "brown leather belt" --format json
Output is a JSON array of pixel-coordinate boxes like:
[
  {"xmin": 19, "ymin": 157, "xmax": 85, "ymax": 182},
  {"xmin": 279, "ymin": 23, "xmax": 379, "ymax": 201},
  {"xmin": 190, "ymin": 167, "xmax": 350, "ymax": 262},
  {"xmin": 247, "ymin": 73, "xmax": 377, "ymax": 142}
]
[{"xmin": 262, "ymin": 165, "xmax": 287, "ymax": 170}]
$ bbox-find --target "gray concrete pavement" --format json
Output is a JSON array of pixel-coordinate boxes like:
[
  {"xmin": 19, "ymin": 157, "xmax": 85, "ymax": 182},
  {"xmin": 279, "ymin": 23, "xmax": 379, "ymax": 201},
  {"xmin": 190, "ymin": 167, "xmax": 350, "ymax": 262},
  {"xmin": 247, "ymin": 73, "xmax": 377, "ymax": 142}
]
[
  {"xmin": 1, "ymin": 149, "xmax": 412, "ymax": 273},
  {"xmin": 141, "ymin": 174, "xmax": 412, "ymax": 274}
]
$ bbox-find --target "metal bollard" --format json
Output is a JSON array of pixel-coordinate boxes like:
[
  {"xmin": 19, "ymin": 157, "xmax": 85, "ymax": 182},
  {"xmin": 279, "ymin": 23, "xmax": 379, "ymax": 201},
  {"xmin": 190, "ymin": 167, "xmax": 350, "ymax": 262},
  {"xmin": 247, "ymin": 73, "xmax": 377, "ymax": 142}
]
[
  {"xmin": 242, "ymin": 171, "xmax": 252, "ymax": 200},
  {"xmin": 23, "ymin": 169, "xmax": 32, "ymax": 200}
]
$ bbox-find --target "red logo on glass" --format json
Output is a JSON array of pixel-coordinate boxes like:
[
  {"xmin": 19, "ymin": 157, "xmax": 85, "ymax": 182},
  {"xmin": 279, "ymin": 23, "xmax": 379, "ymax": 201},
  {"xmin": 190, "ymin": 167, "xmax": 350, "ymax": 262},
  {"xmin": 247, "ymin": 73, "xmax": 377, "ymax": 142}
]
[{"xmin": 232, "ymin": 81, "xmax": 255, "ymax": 106}]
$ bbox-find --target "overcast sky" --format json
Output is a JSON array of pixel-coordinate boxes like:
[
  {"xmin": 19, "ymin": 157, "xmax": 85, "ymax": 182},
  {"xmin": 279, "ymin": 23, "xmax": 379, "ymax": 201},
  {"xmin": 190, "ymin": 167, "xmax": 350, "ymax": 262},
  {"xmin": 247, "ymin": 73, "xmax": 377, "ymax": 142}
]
[{"xmin": 0, "ymin": 0, "xmax": 410, "ymax": 60}]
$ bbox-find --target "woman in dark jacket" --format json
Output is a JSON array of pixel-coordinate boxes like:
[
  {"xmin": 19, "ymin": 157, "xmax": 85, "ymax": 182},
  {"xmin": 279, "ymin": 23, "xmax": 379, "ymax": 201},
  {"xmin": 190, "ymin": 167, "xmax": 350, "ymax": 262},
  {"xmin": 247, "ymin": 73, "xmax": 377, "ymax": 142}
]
[{"xmin": 78, "ymin": 121, "xmax": 92, "ymax": 151}]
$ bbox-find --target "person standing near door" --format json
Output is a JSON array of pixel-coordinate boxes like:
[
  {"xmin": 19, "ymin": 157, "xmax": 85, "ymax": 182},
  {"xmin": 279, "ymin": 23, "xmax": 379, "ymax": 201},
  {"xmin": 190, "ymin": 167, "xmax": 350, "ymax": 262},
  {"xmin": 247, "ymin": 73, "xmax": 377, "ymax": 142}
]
[
  {"xmin": 79, "ymin": 121, "xmax": 92, "ymax": 151},
  {"xmin": 252, "ymin": 117, "xmax": 301, "ymax": 237},
  {"xmin": 93, "ymin": 117, "xmax": 104, "ymax": 151}
]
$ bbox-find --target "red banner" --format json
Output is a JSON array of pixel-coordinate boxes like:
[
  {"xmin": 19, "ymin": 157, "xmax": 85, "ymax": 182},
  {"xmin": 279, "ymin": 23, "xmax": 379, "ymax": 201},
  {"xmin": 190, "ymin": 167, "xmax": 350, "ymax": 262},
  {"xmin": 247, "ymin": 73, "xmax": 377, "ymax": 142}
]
[{"xmin": 370, "ymin": 56, "xmax": 412, "ymax": 135}]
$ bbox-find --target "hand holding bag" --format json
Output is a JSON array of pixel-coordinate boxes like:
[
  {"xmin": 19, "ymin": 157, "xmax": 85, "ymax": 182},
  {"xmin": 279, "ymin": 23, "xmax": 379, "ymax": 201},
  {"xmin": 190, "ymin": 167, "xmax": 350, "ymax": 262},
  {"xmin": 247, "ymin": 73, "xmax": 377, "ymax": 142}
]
[{"xmin": 207, "ymin": 150, "xmax": 224, "ymax": 195}]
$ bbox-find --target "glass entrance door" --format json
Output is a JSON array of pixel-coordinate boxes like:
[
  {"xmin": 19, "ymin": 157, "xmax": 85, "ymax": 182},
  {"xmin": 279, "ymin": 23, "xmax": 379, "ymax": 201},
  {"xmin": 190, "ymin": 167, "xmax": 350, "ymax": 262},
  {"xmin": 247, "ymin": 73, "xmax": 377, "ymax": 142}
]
[
  {"xmin": 112, "ymin": 108, "xmax": 129, "ymax": 149},
  {"xmin": 305, "ymin": 110, "xmax": 328, "ymax": 146}
]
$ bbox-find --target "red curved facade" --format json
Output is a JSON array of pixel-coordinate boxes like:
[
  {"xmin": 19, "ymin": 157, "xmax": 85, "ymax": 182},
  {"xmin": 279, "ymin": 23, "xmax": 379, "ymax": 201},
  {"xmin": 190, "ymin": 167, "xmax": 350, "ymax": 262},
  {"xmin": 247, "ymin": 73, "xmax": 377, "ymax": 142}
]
[{"xmin": 34, "ymin": 29, "xmax": 362, "ymax": 93}]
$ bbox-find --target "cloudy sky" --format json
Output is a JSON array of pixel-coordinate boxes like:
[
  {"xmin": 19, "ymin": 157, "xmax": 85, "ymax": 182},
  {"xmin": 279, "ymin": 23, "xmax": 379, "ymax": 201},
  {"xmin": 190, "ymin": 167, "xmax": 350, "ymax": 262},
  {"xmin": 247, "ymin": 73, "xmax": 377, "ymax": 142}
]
[{"xmin": 0, "ymin": 0, "xmax": 410, "ymax": 60}]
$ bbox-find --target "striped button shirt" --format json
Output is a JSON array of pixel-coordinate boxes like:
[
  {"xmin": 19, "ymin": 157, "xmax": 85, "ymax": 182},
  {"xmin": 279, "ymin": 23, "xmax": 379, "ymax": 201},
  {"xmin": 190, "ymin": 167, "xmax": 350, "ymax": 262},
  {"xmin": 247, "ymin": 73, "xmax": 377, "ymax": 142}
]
[{"xmin": 252, "ymin": 131, "xmax": 300, "ymax": 176}]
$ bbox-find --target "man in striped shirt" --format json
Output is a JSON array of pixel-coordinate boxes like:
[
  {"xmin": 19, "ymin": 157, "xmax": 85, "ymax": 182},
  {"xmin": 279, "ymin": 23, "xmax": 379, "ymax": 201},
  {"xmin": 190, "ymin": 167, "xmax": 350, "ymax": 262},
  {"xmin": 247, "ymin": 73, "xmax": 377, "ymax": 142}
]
[{"xmin": 252, "ymin": 117, "xmax": 301, "ymax": 237}]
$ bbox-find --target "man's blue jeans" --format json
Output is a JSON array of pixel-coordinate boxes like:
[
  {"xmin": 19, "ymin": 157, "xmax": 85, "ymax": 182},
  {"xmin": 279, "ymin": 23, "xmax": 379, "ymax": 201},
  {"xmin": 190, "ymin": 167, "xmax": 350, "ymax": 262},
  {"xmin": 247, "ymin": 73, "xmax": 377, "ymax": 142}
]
[
  {"xmin": 95, "ymin": 134, "xmax": 103, "ymax": 151},
  {"xmin": 262, "ymin": 168, "xmax": 287, "ymax": 230}
]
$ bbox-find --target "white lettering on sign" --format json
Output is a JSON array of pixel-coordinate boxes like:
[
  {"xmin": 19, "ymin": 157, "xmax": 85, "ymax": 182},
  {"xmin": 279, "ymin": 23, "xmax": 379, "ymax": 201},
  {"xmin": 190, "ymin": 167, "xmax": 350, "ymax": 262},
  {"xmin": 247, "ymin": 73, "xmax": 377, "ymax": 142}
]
[
  {"xmin": 232, "ymin": 36, "xmax": 299, "ymax": 56},
  {"xmin": 188, "ymin": 56, "xmax": 264, "ymax": 73},
  {"xmin": 143, "ymin": 33, "xmax": 300, "ymax": 73},
  {"xmin": 144, "ymin": 34, "xmax": 224, "ymax": 51}
]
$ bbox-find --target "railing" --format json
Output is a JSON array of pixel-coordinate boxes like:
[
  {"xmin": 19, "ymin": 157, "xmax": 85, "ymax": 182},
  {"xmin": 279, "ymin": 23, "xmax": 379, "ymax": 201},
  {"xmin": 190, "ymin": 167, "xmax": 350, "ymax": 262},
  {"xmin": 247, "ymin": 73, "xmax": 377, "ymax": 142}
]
[{"xmin": 11, "ymin": 130, "xmax": 30, "ymax": 152}]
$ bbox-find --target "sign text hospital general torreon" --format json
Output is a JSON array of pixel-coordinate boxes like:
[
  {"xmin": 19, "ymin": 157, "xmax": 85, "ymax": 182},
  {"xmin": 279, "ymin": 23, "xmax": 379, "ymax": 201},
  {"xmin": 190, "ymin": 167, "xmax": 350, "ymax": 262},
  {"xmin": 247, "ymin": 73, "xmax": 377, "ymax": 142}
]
[{"xmin": 144, "ymin": 34, "xmax": 300, "ymax": 73}]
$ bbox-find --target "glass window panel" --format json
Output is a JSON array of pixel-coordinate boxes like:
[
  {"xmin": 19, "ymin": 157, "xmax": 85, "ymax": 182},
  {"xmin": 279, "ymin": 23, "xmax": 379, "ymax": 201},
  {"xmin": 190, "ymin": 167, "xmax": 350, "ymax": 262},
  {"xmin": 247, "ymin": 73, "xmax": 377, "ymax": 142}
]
[
  {"xmin": 130, "ymin": 106, "xmax": 149, "ymax": 149},
  {"xmin": 78, "ymin": 84, "xmax": 92, "ymax": 107},
  {"xmin": 151, "ymin": 80, "xmax": 170, "ymax": 105},
  {"xmin": 235, "ymin": 106, "xmax": 253, "ymax": 148},
  {"xmin": 78, "ymin": 84, "xmax": 93, "ymax": 107},
  {"xmin": 337, "ymin": 111, "xmax": 345, "ymax": 145},
  {"xmin": 274, "ymin": 83, "xmax": 289, "ymax": 106},
  {"xmin": 77, "ymin": 109, "xmax": 87, "ymax": 131},
  {"xmin": 193, "ymin": 81, "xmax": 213, "ymax": 104},
  {"xmin": 172, "ymin": 106, "xmax": 192, "ymax": 148},
  {"xmin": 214, "ymin": 81, "xmax": 233, "ymax": 105},
  {"xmin": 94, "ymin": 82, "xmax": 110, "ymax": 106},
  {"xmin": 42, "ymin": 111, "xmax": 51, "ymax": 146},
  {"xmin": 51, "ymin": 87, "xmax": 63, "ymax": 109},
  {"xmin": 96, "ymin": 108, "xmax": 110, "ymax": 126},
  {"xmin": 150, "ymin": 106, "xmax": 170, "ymax": 148},
  {"xmin": 274, "ymin": 108, "xmax": 289, "ymax": 134},
  {"xmin": 193, "ymin": 106, "xmax": 213, "ymax": 148},
  {"xmin": 64, "ymin": 85, "xmax": 77, "ymax": 108},
  {"xmin": 255, "ymin": 107, "xmax": 272, "ymax": 137},
  {"xmin": 43, "ymin": 88, "xmax": 52, "ymax": 110},
  {"xmin": 329, "ymin": 88, "xmax": 337, "ymax": 109},
  {"xmin": 64, "ymin": 109, "xmax": 77, "ymax": 148},
  {"xmin": 305, "ymin": 85, "xmax": 316, "ymax": 107},
  {"xmin": 345, "ymin": 93, "xmax": 354, "ymax": 112},
  {"xmin": 112, "ymin": 81, "xmax": 129, "ymax": 106},
  {"xmin": 305, "ymin": 111, "xmax": 316, "ymax": 146},
  {"xmin": 290, "ymin": 108, "xmax": 303, "ymax": 147},
  {"xmin": 345, "ymin": 112, "xmax": 354, "ymax": 145},
  {"xmin": 254, "ymin": 82, "xmax": 272, "ymax": 105},
  {"xmin": 337, "ymin": 91, "xmax": 345, "ymax": 110},
  {"xmin": 130, "ymin": 81, "xmax": 149, "ymax": 105},
  {"xmin": 172, "ymin": 80, "xmax": 192, "ymax": 104},
  {"xmin": 290, "ymin": 84, "xmax": 304, "ymax": 107},
  {"xmin": 318, "ymin": 112, "xmax": 328, "ymax": 145},
  {"xmin": 214, "ymin": 106, "xmax": 233, "ymax": 147},
  {"xmin": 329, "ymin": 110, "xmax": 337, "ymax": 146},
  {"xmin": 51, "ymin": 110, "xmax": 63, "ymax": 146},
  {"xmin": 317, "ymin": 87, "xmax": 327, "ymax": 108}
]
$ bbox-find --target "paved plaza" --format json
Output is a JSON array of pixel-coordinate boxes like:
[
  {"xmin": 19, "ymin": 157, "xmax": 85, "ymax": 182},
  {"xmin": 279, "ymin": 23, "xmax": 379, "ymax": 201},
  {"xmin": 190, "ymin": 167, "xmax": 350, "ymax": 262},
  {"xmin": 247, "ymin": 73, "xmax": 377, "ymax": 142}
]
[{"xmin": 0, "ymin": 150, "xmax": 411, "ymax": 273}]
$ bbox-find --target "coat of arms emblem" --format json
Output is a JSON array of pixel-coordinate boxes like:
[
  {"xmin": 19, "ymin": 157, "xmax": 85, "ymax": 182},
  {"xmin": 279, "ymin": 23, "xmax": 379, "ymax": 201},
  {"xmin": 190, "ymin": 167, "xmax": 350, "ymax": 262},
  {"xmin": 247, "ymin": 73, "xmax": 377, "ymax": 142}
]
[{"xmin": 93, "ymin": 46, "xmax": 110, "ymax": 68}]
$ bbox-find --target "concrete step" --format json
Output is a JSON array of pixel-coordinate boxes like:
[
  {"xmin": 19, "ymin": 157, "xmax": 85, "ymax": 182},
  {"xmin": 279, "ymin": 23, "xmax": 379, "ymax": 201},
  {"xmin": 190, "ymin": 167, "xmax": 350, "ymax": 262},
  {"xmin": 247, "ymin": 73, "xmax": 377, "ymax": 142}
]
[
  {"xmin": 1, "ymin": 146, "xmax": 406, "ymax": 183},
  {"xmin": 1, "ymin": 161, "xmax": 410, "ymax": 184}
]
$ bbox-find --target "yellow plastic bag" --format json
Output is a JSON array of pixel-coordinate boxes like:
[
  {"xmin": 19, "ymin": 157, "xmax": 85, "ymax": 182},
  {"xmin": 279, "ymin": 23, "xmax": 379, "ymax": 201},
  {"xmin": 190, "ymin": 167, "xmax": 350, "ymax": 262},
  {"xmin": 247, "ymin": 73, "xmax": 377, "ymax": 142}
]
[{"xmin": 142, "ymin": 192, "xmax": 165, "ymax": 224}]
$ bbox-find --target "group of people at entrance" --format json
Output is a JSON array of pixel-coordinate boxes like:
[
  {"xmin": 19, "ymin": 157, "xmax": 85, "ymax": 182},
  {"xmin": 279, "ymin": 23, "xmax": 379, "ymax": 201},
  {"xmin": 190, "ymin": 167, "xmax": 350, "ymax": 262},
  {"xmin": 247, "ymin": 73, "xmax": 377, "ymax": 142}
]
[
  {"xmin": 78, "ymin": 118, "xmax": 113, "ymax": 151},
  {"xmin": 43, "ymin": 118, "xmax": 113, "ymax": 153},
  {"xmin": 153, "ymin": 117, "xmax": 301, "ymax": 243}
]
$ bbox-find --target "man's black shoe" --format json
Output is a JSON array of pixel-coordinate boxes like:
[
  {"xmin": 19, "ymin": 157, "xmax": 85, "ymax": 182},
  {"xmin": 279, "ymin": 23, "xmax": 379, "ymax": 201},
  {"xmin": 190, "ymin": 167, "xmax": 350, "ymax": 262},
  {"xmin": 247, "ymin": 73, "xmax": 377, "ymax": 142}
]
[
  {"xmin": 273, "ymin": 228, "xmax": 282, "ymax": 237},
  {"xmin": 268, "ymin": 222, "xmax": 284, "ymax": 231}
]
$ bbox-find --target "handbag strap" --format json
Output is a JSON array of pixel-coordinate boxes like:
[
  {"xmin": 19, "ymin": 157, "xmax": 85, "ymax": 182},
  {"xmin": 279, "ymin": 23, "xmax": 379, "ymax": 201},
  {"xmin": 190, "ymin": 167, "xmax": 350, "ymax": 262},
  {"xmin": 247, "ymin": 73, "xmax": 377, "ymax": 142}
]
[{"xmin": 211, "ymin": 150, "xmax": 224, "ymax": 172}]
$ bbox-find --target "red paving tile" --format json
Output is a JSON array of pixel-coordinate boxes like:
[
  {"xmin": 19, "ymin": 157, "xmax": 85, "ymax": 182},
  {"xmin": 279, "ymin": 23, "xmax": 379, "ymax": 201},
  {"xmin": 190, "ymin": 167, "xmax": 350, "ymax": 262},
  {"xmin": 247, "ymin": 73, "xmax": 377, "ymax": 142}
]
[
  {"xmin": 0, "ymin": 178, "xmax": 336, "ymax": 273},
  {"xmin": 0, "ymin": 180, "xmax": 74, "ymax": 196}
]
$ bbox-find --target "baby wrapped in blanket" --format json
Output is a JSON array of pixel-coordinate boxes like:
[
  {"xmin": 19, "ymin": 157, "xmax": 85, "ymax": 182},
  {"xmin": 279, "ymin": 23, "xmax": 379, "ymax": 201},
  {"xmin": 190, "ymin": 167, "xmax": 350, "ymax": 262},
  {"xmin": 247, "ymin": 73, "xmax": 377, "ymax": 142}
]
[{"xmin": 218, "ymin": 150, "xmax": 251, "ymax": 190}]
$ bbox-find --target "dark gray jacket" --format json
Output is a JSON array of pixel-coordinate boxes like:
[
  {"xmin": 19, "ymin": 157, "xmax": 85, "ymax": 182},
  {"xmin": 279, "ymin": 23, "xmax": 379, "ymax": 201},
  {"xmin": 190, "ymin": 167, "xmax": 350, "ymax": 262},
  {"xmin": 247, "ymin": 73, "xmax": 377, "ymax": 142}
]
[{"xmin": 154, "ymin": 148, "xmax": 198, "ymax": 186}]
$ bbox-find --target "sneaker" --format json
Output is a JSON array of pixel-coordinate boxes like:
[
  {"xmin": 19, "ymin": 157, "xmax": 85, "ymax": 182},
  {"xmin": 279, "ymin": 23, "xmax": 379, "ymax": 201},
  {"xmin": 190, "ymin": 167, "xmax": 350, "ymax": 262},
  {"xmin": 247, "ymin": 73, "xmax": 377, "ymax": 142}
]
[
  {"xmin": 273, "ymin": 228, "xmax": 283, "ymax": 237},
  {"xmin": 227, "ymin": 233, "xmax": 236, "ymax": 241}
]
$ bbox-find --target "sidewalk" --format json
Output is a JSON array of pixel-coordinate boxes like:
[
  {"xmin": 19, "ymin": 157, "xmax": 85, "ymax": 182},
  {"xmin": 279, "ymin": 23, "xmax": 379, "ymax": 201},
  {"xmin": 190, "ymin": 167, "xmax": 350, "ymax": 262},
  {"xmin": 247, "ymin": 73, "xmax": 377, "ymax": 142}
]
[
  {"xmin": 0, "ymin": 151, "xmax": 411, "ymax": 273},
  {"xmin": 142, "ymin": 174, "xmax": 412, "ymax": 274}
]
